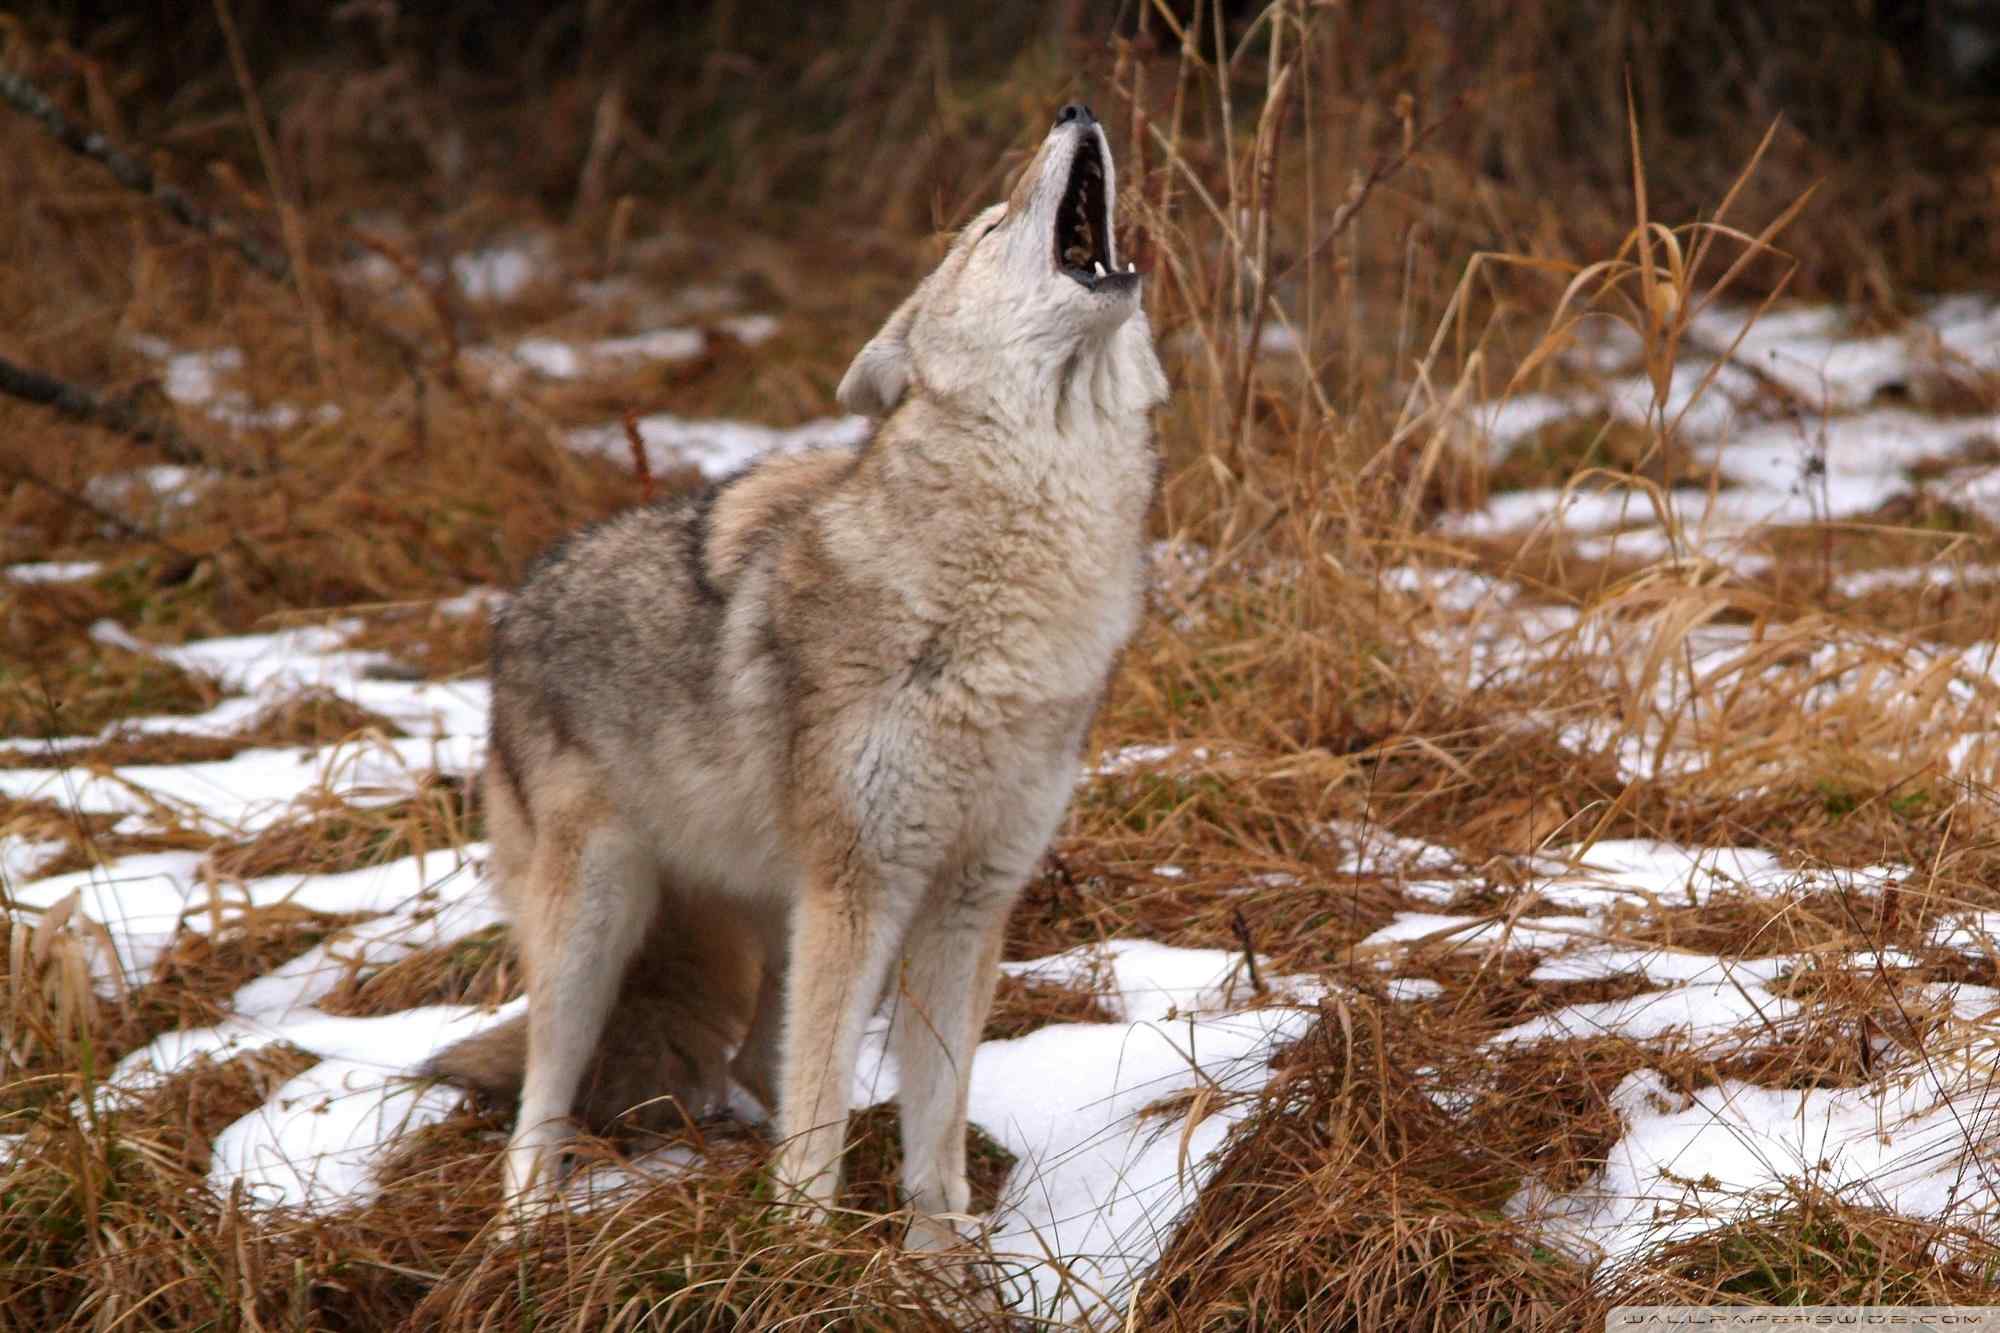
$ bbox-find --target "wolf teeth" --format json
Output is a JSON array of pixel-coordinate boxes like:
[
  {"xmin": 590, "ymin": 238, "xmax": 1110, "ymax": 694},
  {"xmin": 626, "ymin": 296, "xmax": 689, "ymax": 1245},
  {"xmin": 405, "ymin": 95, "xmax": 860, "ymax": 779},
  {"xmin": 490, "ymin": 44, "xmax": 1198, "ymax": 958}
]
[{"xmin": 1094, "ymin": 261, "xmax": 1106, "ymax": 277}]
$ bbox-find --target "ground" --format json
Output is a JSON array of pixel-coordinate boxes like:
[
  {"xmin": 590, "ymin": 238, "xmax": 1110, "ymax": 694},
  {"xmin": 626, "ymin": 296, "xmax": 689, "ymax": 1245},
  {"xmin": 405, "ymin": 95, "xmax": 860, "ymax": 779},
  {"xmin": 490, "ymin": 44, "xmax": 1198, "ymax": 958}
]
[{"xmin": 3, "ymin": 8, "xmax": 2000, "ymax": 1329}]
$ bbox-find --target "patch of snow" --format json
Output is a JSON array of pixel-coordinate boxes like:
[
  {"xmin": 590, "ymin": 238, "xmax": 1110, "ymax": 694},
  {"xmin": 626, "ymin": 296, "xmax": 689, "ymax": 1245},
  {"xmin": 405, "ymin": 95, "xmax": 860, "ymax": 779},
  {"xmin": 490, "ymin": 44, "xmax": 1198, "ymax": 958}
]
[
  {"xmin": 0, "ymin": 733, "xmax": 482, "ymax": 840},
  {"xmin": 1001, "ymin": 940, "xmax": 1315, "ymax": 1024},
  {"xmin": 1323, "ymin": 820, "xmax": 1461, "ymax": 879},
  {"xmin": 1602, "ymin": 360, "xmax": 1758, "ymax": 440},
  {"xmin": 161, "ymin": 346, "xmax": 243, "ymax": 404},
  {"xmin": 5, "ymin": 561, "xmax": 102, "ymax": 584},
  {"xmin": 1831, "ymin": 562, "xmax": 2000, "ymax": 596},
  {"xmin": 1536, "ymin": 841, "xmax": 1902, "ymax": 912},
  {"xmin": 127, "ymin": 341, "xmax": 339, "ymax": 433},
  {"xmin": 7, "ymin": 851, "xmax": 210, "ymax": 989},
  {"xmin": 232, "ymin": 852, "xmax": 501, "ymax": 1020},
  {"xmin": 1512, "ymin": 1055, "xmax": 2000, "ymax": 1269},
  {"xmin": 433, "ymin": 587, "xmax": 507, "ymax": 619},
  {"xmin": 1558, "ymin": 317, "xmax": 1645, "ymax": 375},
  {"xmin": 1090, "ymin": 743, "xmax": 1208, "ymax": 777},
  {"xmin": 1462, "ymin": 392, "xmax": 1580, "ymax": 453},
  {"xmin": 491, "ymin": 327, "xmax": 706, "ymax": 383},
  {"xmin": 1489, "ymin": 982, "xmax": 1801, "ymax": 1048},
  {"xmin": 86, "ymin": 617, "xmax": 492, "ymax": 741},
  {"xmin": 207, "ymin": 1003, "xmax": 522, "ymax": 1209},
  {"xmin": 83, "ymin": 464, "xmax": 221, "ymax": 515},
  {"xmin": 1530, "ymin": 947, "xmax": 1790, "ymax": 986},
  {"xmin": 0, "ymin": 835, "xmax": 66, "ymax": 888},
  {"xmin": 567, "ymin": 411, "xmax": 872, "ymax": 481},
  {"xmin": 1450, "ymin": 299, "xmax": 2000, "ymax": 576},
  {"xmin": 97, "ymin": 1018, "xmax": 279, "ymax": 1105},
  {"xmin": 1386, "ymin": 977, "xmax": 1443, "ymax": 1002},
  {"xmin": 11, "ymin": 846, "xmax": 487, "ymax": 993},
  {"xmin": 452, "ymin": 242, "xmax": 547, "ymax": 303},
  {"xmin": 1357, "ymin": 911, "xmax": 1599, "ymax": 954},
  {"xmin": 1929, "ymin": 913, "xmax": 2000, "ymax": 957},
  {"xmin": 1379, "ymin": 563, "xmax": 1516, "ymax": 613},
  {"xmin": 718, "ymin": 313, "xmax": 780, "ymax": 345},
  {"xmin": 1535, "ymin": 840, "xmax": 1786, "ymax": 909},
  {"xmin": 1687, "ymin": 303, "xmax": 1911, "ymax": 411},
  {"xmin": 981, "ymin": 1003, "xmax": 1317, "ymax": 1322},
  {"xmin": 1711, "ymin": 408, "xmax": 2000, "ymax": 516}
]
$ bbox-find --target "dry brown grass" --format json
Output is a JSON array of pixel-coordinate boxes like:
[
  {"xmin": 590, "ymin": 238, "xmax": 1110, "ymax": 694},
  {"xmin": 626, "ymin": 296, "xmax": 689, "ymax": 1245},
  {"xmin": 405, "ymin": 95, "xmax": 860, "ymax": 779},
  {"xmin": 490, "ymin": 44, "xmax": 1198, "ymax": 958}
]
[
  {"xmin": 1599, "ymin": 1195, "xmax": 2000, "ymax": 1309},
  {"xmin": 1136, "ymin": 998, "xmax": 1590, "ymax": 1329},
  {"xmin": 4, "ymin": 0, "xmax": 2000, "ymax": 1328}
]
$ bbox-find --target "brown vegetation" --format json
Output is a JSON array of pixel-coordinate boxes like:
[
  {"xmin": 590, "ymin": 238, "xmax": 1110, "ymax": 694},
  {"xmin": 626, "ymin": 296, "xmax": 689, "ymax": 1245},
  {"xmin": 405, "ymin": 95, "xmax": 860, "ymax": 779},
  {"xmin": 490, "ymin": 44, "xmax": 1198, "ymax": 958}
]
[{"xmin": 3, "ymin": 1, "xmax": 1998, "ymax": 1327}]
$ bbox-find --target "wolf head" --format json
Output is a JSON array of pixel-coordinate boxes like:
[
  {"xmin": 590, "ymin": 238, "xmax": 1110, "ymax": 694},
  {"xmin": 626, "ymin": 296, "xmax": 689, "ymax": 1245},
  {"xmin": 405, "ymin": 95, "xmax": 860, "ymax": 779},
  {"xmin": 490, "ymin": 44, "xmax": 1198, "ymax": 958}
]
[{"xmin": 838, "ymin": 104, "xmax": 1168, "ymax": 425}]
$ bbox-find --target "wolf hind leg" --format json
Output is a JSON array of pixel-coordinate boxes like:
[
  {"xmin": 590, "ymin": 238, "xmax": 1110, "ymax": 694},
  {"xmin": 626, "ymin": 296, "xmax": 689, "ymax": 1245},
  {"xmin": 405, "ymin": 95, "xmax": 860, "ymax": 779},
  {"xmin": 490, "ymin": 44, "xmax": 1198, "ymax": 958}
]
[{"xmin": 503, "ymin": 802, "xmax": 657, "ymax": 1208}]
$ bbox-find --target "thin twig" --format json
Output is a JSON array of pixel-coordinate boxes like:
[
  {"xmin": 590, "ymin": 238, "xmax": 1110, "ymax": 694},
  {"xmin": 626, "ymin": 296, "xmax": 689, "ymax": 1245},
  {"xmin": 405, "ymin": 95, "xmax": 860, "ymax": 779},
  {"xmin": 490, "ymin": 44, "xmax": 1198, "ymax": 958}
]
[
  {"xmin": 0, "ymin": 352, "xmax": 220, "ymax": 468},
  {"xmin": 0, "ymin": 451, "xmax": 281, "ymax": 590},
  {"xmin": 1230, "ymin": 47, "xmax": 1298, "ymax": 458},
  {"xmin": 1230, "ymin": 908, "xmax": 1266, "ymax": 996},
  {"xmin": 1282, "ymin": 90, "xmax": 1476, "ymax": 284},
  {"xmin": 0, "ymin": 66, "xmax": 288, "ymax": 283},
  {"xmin": 0, "ymin": 457, "xmax": 185, "ymax": 555},
  {"xmin": 211, "ymin": 0, "xmax": 333, "ymax": 388},
  {"xmin": 622, "ymin": 411, "xmax": 655, "ymax": 504}
]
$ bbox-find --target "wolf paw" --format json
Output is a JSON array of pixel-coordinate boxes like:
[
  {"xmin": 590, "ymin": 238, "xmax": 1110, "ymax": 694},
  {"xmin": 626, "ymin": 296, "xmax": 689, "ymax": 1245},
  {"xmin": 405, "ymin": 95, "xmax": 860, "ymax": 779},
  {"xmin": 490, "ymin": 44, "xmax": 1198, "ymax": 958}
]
[{"xmin": 903, "ymin": 1208, "xmax": 983, "ymax": 1254}]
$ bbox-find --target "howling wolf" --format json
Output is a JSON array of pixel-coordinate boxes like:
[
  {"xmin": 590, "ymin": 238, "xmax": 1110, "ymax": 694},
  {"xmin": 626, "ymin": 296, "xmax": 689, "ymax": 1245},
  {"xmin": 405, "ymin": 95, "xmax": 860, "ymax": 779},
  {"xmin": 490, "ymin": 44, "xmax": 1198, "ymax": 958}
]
[{"xmin": 435, "ymin": 102, "xmax": 1165, "ymax": 1249}]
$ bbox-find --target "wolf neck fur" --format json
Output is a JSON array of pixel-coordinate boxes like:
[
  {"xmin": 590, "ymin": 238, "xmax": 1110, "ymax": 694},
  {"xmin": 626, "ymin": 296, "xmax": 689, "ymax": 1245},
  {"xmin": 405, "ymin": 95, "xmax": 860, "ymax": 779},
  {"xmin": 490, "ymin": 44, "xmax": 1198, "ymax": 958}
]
[
  {"xmin": 827, "ymin": 318, "xmax": 1160, "ymax": 651},
  {"xmin": 888, "ymin": 325, "xmax": 1155, "ymax": 522},
  {"xmin": 906, "ymin": 316, "xmax": 1163, "ymax": 461}
]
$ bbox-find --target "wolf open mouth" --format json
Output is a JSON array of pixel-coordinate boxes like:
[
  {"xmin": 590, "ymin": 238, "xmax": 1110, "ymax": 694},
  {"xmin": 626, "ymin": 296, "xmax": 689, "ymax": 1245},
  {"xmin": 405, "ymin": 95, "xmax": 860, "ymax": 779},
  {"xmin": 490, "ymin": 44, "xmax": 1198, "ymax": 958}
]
[{"xmin": 1055, "ymin": 135, "xmax": 1135, "ymax": 293}]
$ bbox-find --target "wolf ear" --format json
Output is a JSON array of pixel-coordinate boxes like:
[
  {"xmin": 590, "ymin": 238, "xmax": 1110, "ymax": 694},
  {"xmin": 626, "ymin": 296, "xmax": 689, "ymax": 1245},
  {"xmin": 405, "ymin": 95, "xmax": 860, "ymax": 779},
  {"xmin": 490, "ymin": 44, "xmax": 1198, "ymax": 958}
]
[{"xmin": 837, "ymin": 290, "xmax": 920, "ymax": 417}]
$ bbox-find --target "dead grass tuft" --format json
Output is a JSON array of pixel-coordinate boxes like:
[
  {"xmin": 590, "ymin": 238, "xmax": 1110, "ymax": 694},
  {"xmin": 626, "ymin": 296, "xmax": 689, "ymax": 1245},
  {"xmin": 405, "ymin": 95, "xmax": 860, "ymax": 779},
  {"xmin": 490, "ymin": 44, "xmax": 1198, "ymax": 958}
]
[
  {"xmin": 1138, "ymin": 998, "xmax": 1589, "ymax": 1330},
  {"xmin": 1486, "ymin": 413, "xmax": 1716, "ymax": 495},
  {"xmin": 0, "ymin": 635, "xmax": 220, "ymax": 740},
  {"xmin": 316, "ymin": 921, "xmax": 518, "ymax": 1018},
  {"xmin": 1599, "ymin": 1193, "xmax": 2000, "ymax": 1308},
  {"xmin": 206, "ymin": 775, "xmax": 477, "ymax": 882}
]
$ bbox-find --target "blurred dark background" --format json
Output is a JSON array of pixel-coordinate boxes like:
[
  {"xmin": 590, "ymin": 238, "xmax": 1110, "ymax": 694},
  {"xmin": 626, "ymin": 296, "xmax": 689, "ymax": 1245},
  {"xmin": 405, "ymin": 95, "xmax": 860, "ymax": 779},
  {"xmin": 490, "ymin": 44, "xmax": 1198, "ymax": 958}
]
[{"xmin": 6, "ymin": 1, "xmax": 1997, "ymax": 298}]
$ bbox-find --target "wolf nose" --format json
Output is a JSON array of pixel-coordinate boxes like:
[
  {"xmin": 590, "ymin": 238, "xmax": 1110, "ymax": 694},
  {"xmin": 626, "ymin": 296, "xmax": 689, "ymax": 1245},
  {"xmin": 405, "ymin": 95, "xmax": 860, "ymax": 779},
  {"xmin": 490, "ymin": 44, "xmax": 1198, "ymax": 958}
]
[{"xmin": 1055, "ymin": 103, "xmax": 1097, "ymax": 129}]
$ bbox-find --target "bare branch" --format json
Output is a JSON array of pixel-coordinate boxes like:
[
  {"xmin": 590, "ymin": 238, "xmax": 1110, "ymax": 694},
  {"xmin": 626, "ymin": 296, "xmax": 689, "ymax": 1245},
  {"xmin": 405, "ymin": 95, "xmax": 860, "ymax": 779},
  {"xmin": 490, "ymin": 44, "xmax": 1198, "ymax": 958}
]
[
  {"xmin": 0, "ymin": 66, "xmax": 290, "ymax": 284},
  {"xmin": 0, "ymin": 352, "xmax": 222, "ymax": 468},
  {"xmin": 0, "ymin": 456, "xmax": 184, "ymax": 554},
  {"xmin": 1283, "ymin": 90, "xmax": 1477, "ymax": 283}
]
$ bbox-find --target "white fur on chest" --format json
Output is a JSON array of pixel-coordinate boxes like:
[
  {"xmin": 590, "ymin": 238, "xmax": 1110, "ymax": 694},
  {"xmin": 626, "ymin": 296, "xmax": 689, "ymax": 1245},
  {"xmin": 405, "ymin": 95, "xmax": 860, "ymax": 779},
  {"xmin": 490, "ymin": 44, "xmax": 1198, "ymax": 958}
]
[{"xmin": 857, "ymin": 402, "xmax": 1151, "ymax": 715}]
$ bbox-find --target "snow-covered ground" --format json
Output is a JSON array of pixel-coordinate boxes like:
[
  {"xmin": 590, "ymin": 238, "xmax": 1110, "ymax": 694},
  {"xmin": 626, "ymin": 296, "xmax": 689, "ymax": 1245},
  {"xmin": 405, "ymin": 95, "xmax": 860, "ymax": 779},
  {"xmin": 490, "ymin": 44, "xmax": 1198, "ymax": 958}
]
[
  {"xmin": 1450, "ymin": 296, "xmax": 2000, "ymax": 554},
  {"xmin": 1409, "ymin": 295, "xmax": 2000, "ymax": 792},
  {"xmin": 8, "ymin": 288, "xmax": 2000, "ymax": 1320},
  {"xmin": 1359, "ymin": 836, "xmax": 2000, "ymax": 1270}
]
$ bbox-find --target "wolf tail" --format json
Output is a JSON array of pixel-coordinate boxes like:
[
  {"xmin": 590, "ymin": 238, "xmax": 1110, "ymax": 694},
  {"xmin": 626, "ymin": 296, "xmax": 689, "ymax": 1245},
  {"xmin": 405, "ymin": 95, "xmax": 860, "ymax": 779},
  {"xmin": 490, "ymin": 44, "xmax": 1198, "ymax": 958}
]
[{"xmin": 424, "ymin": 908, "xmax": 764, "ymax": 1136}]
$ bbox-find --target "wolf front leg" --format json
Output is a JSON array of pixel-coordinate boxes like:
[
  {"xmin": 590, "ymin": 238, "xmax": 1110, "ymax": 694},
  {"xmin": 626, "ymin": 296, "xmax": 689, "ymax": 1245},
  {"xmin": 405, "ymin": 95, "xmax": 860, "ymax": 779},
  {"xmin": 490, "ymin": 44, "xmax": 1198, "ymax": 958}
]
[
  {"xmin": 888, "ymin": 860, "xmax": 1026, "ymax": 1251},
  {"xmin": 771, "ymin": 851, "xmax": 925, "ymax": 1217}
]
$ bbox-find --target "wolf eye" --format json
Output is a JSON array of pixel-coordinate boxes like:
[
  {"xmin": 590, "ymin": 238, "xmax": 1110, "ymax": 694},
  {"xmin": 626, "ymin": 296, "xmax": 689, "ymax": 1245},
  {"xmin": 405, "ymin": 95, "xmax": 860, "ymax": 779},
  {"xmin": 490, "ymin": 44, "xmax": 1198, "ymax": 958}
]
[{"xmin": 977, "ymin": 220, "xmax": 1002, "ymax": 242}]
